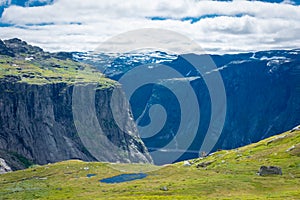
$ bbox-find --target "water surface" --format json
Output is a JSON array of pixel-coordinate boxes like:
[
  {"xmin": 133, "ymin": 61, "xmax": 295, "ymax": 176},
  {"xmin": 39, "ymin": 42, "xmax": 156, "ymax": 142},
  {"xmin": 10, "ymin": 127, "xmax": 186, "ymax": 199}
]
[{"xmin": 99, "ymin": 173, "xmax": 147, "ymax": 183}]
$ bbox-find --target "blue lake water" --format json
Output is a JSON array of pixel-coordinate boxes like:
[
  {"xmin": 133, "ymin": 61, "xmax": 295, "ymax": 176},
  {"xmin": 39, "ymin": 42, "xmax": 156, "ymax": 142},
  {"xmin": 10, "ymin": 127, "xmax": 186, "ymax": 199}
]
[
  {"xmin": 99, "ymin": 173, "xmax": 147, "ymax": 184},
  {"xmin": 86, "ymin": 174, "xmax": 96, "ymax": 178}
]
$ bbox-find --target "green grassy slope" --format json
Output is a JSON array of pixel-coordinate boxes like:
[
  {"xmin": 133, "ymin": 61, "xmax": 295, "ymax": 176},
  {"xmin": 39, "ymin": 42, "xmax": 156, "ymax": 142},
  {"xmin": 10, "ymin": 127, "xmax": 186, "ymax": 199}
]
[
  {"xmin": 0, "ymin": 38, "xmax": 115, "ymax": 87},
  {"xmin": 0, "ymin": 129, "xmax": 299, "ymax": 199},
  {"xmin": 0, "ymin": 55, "xmax": 115, "ymax": 87}
]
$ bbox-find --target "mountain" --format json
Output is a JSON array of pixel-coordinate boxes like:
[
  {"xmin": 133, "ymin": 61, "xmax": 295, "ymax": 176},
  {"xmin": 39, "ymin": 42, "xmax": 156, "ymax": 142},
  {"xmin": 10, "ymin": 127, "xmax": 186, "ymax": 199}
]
[
  {"xmin": 74, "ymin": 50, "xmax": 300, "ymax": 164},
  {"xmin": 0, "ymin": 38, "xmax": 152, "ymax": 170},
  {"xmin": 0, "ymin": 127, "xmax": 299, "ymax": 199}
]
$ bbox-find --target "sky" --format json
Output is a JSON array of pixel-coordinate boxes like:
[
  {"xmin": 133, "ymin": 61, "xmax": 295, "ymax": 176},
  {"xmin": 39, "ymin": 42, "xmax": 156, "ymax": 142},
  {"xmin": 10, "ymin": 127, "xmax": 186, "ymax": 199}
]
[{"xmin": 0, "ymin": 0, "xmax": 299, "ymax": 54}]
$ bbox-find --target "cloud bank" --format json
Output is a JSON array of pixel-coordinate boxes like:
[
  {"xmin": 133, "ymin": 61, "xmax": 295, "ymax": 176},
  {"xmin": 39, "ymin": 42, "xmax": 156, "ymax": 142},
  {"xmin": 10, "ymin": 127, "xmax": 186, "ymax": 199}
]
[{"xmin": 0, "ymin": 0, "xmax": 299, "ymax": 54}]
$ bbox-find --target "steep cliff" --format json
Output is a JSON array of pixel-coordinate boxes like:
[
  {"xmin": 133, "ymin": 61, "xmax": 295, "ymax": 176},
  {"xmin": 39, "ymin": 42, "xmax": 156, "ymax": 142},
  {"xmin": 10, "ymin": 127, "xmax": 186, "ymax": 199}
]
[{"xmin": 0, "ymin": 39, "xmax": 152, "ymax": 170}]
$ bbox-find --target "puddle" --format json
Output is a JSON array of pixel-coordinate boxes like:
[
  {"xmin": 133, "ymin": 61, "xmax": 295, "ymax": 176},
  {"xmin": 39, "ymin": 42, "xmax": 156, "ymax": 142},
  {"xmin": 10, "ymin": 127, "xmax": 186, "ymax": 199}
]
[
  {"xmin": 99, "ymin": 173, "xmax": 147, "ymax": 183},
  {"xmin": 87, "ymin": 174, "xmax": 96, "ymax": 178}
]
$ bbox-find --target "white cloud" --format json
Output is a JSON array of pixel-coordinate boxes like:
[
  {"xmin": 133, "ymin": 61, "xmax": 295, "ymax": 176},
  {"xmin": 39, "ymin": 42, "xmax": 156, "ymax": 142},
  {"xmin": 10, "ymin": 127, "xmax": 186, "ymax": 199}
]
[{"xmin": 0, "ymin": 0, "xmax": 299, "ymax": 54}]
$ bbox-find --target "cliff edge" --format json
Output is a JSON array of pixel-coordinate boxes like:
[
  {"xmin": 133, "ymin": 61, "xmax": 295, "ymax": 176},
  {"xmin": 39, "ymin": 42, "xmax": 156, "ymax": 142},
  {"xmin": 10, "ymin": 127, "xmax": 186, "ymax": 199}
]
[{"xmin": 0, "ymin": 38, "xmax": 152, "ymax": 170}]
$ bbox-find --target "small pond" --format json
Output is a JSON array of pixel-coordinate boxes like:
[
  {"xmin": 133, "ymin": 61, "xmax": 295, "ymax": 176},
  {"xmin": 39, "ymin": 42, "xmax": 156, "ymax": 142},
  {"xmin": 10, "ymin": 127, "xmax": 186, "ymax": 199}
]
[
  {"xmin": 86, "ymin": 174, "xmax": 96, "ymax": 178},
  {"xmin": 99, "ymin": 173, "xmax": 147, "ymax": 184}
]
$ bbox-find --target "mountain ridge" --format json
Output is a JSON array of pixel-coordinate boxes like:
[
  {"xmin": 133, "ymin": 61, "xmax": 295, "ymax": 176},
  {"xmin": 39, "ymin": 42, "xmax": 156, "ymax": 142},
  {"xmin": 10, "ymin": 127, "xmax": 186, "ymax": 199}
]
[{"xmin": 73, "ymin": 48, "xmax": 300, "ymax": 164}]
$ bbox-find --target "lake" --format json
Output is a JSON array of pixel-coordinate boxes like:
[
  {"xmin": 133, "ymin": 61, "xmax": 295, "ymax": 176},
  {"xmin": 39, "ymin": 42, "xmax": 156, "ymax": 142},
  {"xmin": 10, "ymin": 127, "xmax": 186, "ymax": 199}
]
[{"xmin": 99, "ymin": 173, "xmax": 147, "ymax": 183}]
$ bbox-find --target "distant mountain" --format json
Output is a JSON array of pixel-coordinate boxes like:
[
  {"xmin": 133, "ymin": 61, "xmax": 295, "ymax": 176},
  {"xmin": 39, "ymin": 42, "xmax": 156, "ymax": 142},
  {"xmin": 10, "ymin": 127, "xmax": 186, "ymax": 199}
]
[{"xmin": 74, "ymin": 49, "xmax": 300, "ymax": 164}]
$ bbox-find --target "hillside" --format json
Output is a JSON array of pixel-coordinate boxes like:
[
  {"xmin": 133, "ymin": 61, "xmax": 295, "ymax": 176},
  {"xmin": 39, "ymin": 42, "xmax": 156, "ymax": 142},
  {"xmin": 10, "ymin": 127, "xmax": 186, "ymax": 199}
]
[{"xmin": 0, "ymin": 128, "xmax": 299, "ymax": 199}]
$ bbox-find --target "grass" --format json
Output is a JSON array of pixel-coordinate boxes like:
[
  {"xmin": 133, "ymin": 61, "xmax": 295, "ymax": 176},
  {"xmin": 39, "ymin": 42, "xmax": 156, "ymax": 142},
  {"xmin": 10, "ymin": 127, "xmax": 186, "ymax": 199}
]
[
  {"xmin": 0, "ymin": 55, "xmax": 116, "ymax": 87},
  {"xmin": 0, "ymin": 129, "xmax": 299, "ymax": 199}
]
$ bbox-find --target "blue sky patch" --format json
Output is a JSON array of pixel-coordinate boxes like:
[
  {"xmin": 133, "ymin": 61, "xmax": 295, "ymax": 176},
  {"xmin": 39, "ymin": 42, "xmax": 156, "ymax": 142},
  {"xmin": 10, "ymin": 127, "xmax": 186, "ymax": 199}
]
[
  {"xmin": 0, "ymin": 0, "xmax": 54, "ymax": 18},
  {"xmin": 8, "ymin": 0, "xmax": 54, "ymax": 7},
  {"xmin": 148, "ymin": 13, "xmax": 255, "ymax": 24},
  {"xmin": 0, "ymin": 22, "xmax": 14, "ymax": 27}
]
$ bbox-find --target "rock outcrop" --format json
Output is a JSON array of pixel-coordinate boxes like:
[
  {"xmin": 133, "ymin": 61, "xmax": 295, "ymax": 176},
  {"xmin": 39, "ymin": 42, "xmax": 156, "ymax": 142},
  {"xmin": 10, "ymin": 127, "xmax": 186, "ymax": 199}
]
[
  {"xmin": 258, "ymin": 166, "xmax": 282, "ymax": 176},
  {"xmin": 0, "ymin": 158, "xmax": 12, "ymax": 174}
]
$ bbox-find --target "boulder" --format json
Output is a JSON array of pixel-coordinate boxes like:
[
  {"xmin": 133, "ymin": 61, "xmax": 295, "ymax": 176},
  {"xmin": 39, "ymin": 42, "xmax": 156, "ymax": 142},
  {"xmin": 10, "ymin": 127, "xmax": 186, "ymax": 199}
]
[
  {"xmin": 258, "ymin": 166, "xmax": 282, "ymax": 176},
  {"xmin": 183, "ymin": 161, "xmax": 191, "ymax": 166},
  {"xmin": 0, "ymin": 158, "xmax": 12, "ymax": 174},
  {"xmin": 196, "ymin": 160, "xmax": 214, "ymax": 168}
]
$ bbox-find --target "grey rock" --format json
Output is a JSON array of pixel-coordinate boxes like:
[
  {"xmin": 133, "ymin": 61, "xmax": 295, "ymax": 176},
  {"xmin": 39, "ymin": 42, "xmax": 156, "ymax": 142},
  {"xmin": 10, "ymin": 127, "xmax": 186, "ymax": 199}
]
[
  {"xmin": 4, "ymin": 38, "xmax": 43, "ymax": 55},
  {"xmin": 258, "ymin": 166, "xmax": 282, "ymax": 176},
  {"xmin": 160, "ymin": 186, "xmax": 168, "ymax": 191},
  {"xmin": 0, "ymin": 39, "xmax": 15, "ymax": 57},
  {"xmin": 183, "ymin": 161, "xmax": 191, "ymax": 166},
  {"xmin": 196, "ymin": 161, "xmax": 214, "ymax": 168},
  {"xmin": 290, "ymin": 125, "xmax": 300, "ymax": 132},
  {"xmin": 286, "ymin": 145, "xmax": 295, "ymax": 152},
  {"xmin": 0, "ymin": 158, "xmax": 12, "ymax": 174},
  {"xmin": 0, "ymin": 82, "xmax": 152, "ymax": 168}
]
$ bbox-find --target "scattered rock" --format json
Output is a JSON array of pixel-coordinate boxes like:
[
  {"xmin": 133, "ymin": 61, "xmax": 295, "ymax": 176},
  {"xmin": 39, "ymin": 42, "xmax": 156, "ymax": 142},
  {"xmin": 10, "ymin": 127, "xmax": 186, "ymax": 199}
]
[
  {"xmin": 257, "ymin": 166, "xmax": 282, "ymax": 176},
  {"xmin": 0, "ymin": 158, "xmax": 12, "ymax": 174},
  {"xmin": 3, "ymin": 75, "xmax": 21, "ymax": 82},
  {"xmin": 288, "ymin": 144, "xmax": 300, "ymax": 156},
  {"xmin": 286, "ymin": 145, "xmax": 295, "ymax": 152},
  {"xmin": 290, "ymin": 125, "xmax": 300, "ymax": 132},
  {"xmin": 183, "ymin": 161, "xmax": 191, "ymax": 166},
  {"xmin": 196, "ymin": 161, "xmax": 214, "ymax": 168},
  {"xmin": 36, "ymin": 177, "xmax": 47, "ymax": 180},
  {"xmin": 25, "ymin": 57, "xmax": 34, "ymax": 61},
  {"xmin": 208, "ymin": 152, "xmax": 215, "ymax": 156},
  {"xmin": 266, "ymin": 135, "xmax": 287, "ymax": 145},
  {"xmin": 160, "ymin": 186, "xmax": 168, "ymax": 191}
]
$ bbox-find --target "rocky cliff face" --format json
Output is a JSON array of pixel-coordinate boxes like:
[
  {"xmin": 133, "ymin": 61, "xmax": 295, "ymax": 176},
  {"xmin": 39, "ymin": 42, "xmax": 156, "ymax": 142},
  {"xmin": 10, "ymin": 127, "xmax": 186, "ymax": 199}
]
[
  {"xmin": 0, "ymin": 82, "xmax": 152, "ymax": 168},
  {"xmin": 0, "ymin": 39, "xmax": 152, "ymax": 169}
]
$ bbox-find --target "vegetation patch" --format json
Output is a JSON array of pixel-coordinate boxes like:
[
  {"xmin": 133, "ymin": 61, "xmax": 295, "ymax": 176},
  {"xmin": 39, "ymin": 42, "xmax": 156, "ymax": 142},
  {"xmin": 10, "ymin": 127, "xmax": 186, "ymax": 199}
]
[
  {"xmin": 0, "ymin": 38, "xmax": 116, "ymax": 87},
  {"xmin": 0, "ymin": 130, "xmax": 299, "ymax": 199}
]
